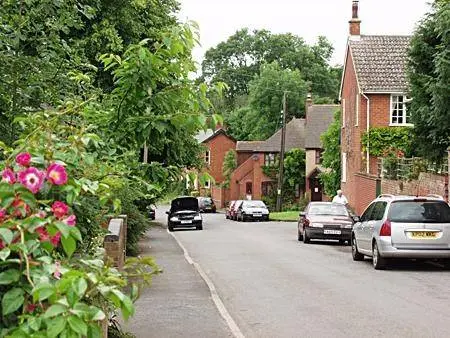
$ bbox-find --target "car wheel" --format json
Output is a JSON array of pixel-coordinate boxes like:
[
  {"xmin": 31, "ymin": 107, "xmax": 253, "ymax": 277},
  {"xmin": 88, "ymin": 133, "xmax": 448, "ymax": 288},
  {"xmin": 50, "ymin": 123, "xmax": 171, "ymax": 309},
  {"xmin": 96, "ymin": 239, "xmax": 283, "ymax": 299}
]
[
  {"xmin": 297, "ymin": 230, "xmax": 303, "ymax": 242},
  {"xmin": 196, "ymin": 224, "xmax": 203, "ymax": 231},
  {"xmin": 168, "ymin": 223, "xmax": 174, "ymax": 232},
  {"xmin": 351, "ymin": 236, "xmax": 364, "ymax": 261},
  {"xmin": 372, "ymin": 241, "xmax": 387, "ymax": 270},
  {"xmin": 303, "ymin": 229, "xmax": 310, "ymax": 244}
]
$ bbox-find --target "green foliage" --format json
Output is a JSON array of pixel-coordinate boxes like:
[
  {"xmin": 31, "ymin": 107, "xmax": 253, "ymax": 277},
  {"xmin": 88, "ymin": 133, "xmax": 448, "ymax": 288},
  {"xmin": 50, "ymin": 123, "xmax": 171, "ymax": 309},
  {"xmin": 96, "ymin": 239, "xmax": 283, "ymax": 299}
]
[
  {"xmin": 201, "ymin": 29, "xmax": 341, "ymax": 106},
  {"xmin": 319, "ymin": 110, "xmax": 341, "ymax": 197},
  {"xmin": 408, "ymin": 0, "xmax": 450, "ymax": 161},
  {"xmin": 226, "ymin": 62, "xmax": 308, "ymax": 140},
  {"xmin": 222, "ymin": 150, "xmax": 237, "ymax": 188},
  {"xmin": 361, "ymin": 127, "xmax": 413, "ymax": 157}
]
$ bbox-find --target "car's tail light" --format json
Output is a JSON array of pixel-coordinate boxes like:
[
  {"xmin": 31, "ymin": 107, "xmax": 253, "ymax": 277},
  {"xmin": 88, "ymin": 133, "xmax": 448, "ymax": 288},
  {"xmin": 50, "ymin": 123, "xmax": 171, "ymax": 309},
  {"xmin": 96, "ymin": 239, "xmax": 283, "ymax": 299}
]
[{"xmin": 379, "ymin": 220, "xmax": 391, "ymax": 236}]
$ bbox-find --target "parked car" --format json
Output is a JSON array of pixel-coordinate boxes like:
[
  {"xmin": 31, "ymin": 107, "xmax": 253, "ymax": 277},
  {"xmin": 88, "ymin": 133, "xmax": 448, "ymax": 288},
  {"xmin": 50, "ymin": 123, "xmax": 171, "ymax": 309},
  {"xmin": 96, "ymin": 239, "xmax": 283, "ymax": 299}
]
[
  {"xmin": 198, "ymin": 197, "xmax": 216, "ymax": 213},
  {"xmin": 166, "ymin": 196, "xmax": 203, "ymax": 232},
  {"xmin": 298, "ymin": 202, "xmax": 355, "ymax": 244},
  {"xmin": 230, "ymin": 200, "xmax": 243, "ymax": 220},
  {"xmin": 226, "ymin": 201, "xmax": 236, "ymax": 219},
  {"xmin": 236, "ymin": 200, "xmax": 270, "ymax": 222},
  {"xmin": 147, "ymin": 204, "xmax": 156, "ymax": 220},
  {"xmin": 351, "ymin": 194, "xmax": 450, "ymax": 270}
]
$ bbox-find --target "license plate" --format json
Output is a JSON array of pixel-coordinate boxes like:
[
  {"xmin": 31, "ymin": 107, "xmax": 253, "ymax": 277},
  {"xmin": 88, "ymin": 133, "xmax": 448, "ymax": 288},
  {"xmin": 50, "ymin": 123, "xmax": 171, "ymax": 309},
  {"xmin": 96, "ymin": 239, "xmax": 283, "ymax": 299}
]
[
  {"xmin": 324, "ymin": 229, "xmax": 341, "ymax": 235},
  {"xmin": 410, "ymin": 231, "xmax": 438, "ymax": 239},
  {"xmin": 181, "ymin": 220, "xmax": 192, "ymax": 224},
  {"xmin": 253, "ymin": 214, "xmax": 262, "ymax": 217}
]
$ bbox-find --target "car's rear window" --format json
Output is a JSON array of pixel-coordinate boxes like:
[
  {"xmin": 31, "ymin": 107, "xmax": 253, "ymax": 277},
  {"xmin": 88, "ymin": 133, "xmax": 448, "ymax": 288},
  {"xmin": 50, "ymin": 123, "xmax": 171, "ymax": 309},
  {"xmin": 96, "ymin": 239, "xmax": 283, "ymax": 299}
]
[
  {"xmin": 389, "ymin": 201, "xmax": 450, "ymax": 223},
  {"xmin": 308, "ymin": 204, "xmax": 348, "ymax": 216}
]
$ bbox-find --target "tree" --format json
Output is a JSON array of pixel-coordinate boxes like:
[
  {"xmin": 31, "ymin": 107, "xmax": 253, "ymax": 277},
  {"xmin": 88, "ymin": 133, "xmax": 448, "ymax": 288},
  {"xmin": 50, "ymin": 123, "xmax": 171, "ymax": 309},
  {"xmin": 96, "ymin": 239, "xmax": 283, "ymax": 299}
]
[
  {"xmin": 408, "ymin": 0, "xmax": 450, "ymax": 161},
  {"xmin": 201, "ymin": 29, "xmax": 341, "ymax": 106},
  {"xmin": 222, "ymin": 149, "xmax": 237, "ymax": 188},
  {"xmin": 283, "ymin": 148, "xmax": 306, "ymax": 194},
  {"xmin": 225, "ymin": 62, "xmax": 308, "ymax": 140},
  {"xmin": 319, "ymin": 110, "xmax": 341, "ymax": 197}
]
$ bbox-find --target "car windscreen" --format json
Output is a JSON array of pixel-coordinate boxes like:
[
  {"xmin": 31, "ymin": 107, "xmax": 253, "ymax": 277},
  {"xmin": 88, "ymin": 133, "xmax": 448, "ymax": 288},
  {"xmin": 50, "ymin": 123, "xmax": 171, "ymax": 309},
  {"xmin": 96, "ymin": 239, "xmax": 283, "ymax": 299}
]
[
  {"xmin": 243, "ymin": 201, "xmax": 266, "ymax": 208},
  {"xmin": 171, "ymin": 198, "xmax": 199, "ymax": 212},
  {"xmin": 389, "ymin": 201, "xmax": 450, "ymax": 223},
  {"xmin": 308, "ymin": 204, "xmax": 348, "ymax": 216}
]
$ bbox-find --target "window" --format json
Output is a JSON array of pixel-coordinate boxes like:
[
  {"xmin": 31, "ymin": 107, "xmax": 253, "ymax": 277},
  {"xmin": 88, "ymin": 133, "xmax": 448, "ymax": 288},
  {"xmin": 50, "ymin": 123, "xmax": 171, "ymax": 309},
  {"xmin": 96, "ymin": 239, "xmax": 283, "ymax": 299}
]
[
  {"xmin": 371, "ymin": 202, "xmax": 387, "ymax": 221},
  {"xmin": 315, "ymin": 150, "xmax": 322, "ymax": 165},
  {"xmin": 390, "ymin": 95, "xmax": 410, "ymax": 125},
  {"xmin": 360, "ymin": 203, "xmax": 375, "ymax": 222},
  {"xmin": 341, "ymin": 152, "xmax": 347, "ymax": 183},
  {"xmin": 264, "ymin": 153, "xmax": 278, "ymax": 166},
  {"xmin": 204, "ymin": 179, "xmax": 211, "ymax": 189},
  {"xmin": 389, "ymin": 201, "xmax": 450, "ymax": 223},
  {"xmin": 205, "ymin": 150, "xmax": 210, "ymax": 165},
  {"xmin": 342, "ymin": 99, "xmax": 346, "ymax": 128}
]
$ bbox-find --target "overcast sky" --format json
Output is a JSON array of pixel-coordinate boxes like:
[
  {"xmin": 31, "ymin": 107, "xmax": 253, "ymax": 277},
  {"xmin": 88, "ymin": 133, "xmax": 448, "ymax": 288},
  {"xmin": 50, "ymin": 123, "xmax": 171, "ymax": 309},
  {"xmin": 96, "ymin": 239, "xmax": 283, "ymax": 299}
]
[{"xmin": 178, "ymin": 0, "xmax": 431, "ymax": 67}]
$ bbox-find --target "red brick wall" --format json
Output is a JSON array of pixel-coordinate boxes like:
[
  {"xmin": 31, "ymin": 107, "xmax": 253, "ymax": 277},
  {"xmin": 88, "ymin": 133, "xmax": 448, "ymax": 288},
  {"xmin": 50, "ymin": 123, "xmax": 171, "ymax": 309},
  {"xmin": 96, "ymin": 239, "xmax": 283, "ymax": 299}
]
[
  {"xmin": 237, "ymin": 152, "xmax": 252, "ymax": 166},
  {"xmin": 204, "ymin": 133, "xmax": 236, "ymax": 184},
  {"xmin": 382, "ymin": 173, "xmax": 447, "ymax": 199},
  {"xmin": 353, "ymin": 173, "xmax": 378, "ymax": 215},
  {"xmin": 211, "ymin": 186, "xmax": 231, "ymax": 208}
]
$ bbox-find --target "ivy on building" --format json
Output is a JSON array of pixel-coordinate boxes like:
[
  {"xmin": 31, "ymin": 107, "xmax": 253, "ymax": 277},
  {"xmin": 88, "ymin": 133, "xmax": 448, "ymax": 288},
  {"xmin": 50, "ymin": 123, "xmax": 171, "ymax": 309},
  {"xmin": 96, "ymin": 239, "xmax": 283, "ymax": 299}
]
[{"xmin": 361, "ymin": 127, "xmax": 413, "ymax": 157}]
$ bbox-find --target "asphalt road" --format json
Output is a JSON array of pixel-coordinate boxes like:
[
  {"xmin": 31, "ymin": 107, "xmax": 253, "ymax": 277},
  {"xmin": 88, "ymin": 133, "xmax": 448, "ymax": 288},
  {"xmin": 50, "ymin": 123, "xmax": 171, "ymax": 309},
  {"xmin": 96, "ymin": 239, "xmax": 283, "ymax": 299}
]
[{"xmin": 169, "ymin": 212, "xmax": 450, "ymax": 338}]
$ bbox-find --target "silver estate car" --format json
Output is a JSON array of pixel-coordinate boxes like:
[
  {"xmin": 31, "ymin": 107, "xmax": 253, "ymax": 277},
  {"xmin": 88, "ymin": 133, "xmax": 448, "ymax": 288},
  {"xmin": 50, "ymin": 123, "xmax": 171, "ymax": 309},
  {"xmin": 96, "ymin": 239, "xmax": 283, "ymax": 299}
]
[{"xmin": 352, "ymin": 194, "xmax": 450, "ymax": 270}]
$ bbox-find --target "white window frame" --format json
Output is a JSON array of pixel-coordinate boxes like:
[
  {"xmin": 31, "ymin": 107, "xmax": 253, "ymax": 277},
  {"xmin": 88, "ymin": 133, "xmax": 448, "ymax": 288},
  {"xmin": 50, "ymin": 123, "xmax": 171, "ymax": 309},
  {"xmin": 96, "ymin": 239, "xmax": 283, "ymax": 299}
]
[
  {"xmin": 355, "ymin": 93, "xmax": 359, "ymax": 127},
  {"xmin": 205, "ymin": 150, "xmax": 211, "ymax": 165},
  {"xmin": 390, "ymin": 94, "xmax": 412, "ymax": 126},
  {"xmin": 342, "ymin": 99, "xmax": 346, "ymax": 128},
  {"xmin": 341, "ymin": 152, "xmax": 347, "ymax": 183},
  {"xmin": 204, "ymin": 179, "xmax": 211, "ymax": 189}
]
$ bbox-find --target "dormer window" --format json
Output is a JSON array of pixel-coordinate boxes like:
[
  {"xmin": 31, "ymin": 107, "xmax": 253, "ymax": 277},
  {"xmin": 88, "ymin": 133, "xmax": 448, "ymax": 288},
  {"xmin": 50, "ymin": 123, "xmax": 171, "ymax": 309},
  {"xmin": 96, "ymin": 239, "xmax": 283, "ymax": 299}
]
[{"xmin": 390, "ymin": 95, "xmax": 411, "ymax": 125}]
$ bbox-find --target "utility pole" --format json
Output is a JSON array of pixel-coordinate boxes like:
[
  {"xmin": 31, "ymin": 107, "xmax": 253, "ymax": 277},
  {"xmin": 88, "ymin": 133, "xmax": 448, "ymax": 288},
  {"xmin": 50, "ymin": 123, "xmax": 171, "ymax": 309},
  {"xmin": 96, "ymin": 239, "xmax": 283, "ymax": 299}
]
[{"xmin": 276, "ymin": 92, "xmax": 287, "ymax": 212}]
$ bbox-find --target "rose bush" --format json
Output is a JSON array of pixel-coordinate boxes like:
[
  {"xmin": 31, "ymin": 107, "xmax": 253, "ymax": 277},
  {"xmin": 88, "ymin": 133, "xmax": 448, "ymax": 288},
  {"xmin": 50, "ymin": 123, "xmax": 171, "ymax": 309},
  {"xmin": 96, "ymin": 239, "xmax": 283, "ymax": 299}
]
[{"xmin": 0, "ymin": 152, "xmax": 145, "ymax": 337}]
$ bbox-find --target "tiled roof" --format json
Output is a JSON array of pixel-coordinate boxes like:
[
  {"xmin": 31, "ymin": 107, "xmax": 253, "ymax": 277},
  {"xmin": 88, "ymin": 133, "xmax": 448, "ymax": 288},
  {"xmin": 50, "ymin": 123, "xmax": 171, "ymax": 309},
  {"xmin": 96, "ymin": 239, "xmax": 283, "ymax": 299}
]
[
  {"xmin": 236, "ymin": 141, "xmax": 264, "ymax": 152},
  {"xmin": 350, "ymin": 35, "xmax": 411, "ymax": 92},
  {"xmin": 255, "ymin": 118, "xmax": 306, "ymax": 152},
  {"xmin": 194, "ymin": 129, "xmax": 214, "ymax": 143},
  {"xmin": 305, "ymin": 105, "xmax": 339, "ymax": 149}
]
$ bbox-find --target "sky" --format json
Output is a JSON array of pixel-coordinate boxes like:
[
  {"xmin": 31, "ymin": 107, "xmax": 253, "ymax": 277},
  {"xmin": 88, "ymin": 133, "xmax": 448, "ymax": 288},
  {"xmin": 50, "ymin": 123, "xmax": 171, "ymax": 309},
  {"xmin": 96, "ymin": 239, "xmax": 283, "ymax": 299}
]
[{"xmin": 177, "ymin": 0, "xmax": 431, "ymax": 67}]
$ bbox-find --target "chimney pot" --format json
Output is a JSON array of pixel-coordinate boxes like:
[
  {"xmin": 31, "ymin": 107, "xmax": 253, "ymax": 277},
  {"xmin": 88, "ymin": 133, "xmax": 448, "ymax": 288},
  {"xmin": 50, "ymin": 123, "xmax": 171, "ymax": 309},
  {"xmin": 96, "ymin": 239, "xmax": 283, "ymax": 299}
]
[{"xmin": 349, "ymin": 1, "xmax": 361, "ymax": 36}]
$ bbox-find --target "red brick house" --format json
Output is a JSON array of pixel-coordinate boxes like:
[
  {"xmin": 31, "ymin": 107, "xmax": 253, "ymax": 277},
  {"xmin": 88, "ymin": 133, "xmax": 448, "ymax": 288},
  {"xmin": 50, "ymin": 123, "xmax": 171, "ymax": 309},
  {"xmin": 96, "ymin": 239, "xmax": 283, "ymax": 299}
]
[
  {"xmin": 304, "ymin": 99, "xmax": 339, "ymax": 201},
  {"xmin": 340, "ymin": 1, "xmax": 412, "ymax": 214},
  {"xmin": 229, "ymin": 118, "xmax": 306, "ymax": 202}
]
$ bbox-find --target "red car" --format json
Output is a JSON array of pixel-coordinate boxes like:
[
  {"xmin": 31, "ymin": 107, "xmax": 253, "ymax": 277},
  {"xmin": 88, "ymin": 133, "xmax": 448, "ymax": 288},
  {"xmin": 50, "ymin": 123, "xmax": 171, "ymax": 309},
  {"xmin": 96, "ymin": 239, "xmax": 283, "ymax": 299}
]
[
  {"xmin": 225, "ymin": 201, "xmax": 236, "ymax": 219},
  {"xmin": 230, "ymin": 200, "xmax": 244, "ymax": 221}
]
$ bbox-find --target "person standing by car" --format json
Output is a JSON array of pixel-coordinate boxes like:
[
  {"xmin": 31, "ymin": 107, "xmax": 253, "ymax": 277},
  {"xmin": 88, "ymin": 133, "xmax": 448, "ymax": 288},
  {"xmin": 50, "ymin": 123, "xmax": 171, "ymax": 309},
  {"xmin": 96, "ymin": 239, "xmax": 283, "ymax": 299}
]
[{"xmin": 332, "ymin": 190, "xmax": 348, "ymax": 206}]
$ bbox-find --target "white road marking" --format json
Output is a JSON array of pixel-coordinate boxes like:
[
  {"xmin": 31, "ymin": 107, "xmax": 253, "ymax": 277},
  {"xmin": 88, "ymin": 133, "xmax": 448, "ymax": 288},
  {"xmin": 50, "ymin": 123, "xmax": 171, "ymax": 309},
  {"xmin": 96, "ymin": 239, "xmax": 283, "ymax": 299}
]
[{"xmin": 168, "ymin": 230, "xmax": 245, "ymax": 338}]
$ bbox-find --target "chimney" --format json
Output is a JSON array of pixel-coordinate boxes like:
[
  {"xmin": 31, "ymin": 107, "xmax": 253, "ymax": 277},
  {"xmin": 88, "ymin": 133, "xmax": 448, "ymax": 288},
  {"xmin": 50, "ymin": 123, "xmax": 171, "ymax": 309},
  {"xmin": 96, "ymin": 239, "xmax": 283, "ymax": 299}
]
[
  {"xmin": 305, "ymin": 92, "xmax": 312, "ymax": 123},
  {"xmin": 349, "ymin": 1, "xmax": 361, "ymax": 37}
]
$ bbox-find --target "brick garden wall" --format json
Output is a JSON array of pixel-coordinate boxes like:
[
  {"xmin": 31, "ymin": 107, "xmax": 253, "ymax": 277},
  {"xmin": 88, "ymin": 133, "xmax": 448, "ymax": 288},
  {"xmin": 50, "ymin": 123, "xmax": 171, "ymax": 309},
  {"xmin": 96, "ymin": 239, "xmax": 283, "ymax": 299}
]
[{"xmin": 382, "ymin": 173, "xmax": 448, "ymax": 200}]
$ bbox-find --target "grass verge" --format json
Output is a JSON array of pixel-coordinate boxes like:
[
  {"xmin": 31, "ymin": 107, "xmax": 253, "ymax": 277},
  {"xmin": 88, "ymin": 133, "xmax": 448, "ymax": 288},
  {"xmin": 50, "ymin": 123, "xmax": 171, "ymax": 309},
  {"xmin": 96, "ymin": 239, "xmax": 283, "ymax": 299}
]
[{"xmin": 269, "ymin": 211, "xmax": 299, "ymax": 222}]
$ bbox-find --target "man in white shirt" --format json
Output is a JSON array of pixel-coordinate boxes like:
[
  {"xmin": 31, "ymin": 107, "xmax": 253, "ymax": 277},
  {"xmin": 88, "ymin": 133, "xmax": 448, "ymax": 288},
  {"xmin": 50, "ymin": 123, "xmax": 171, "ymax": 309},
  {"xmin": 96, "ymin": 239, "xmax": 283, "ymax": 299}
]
[{"xmin": 332, "ymin": 189, "xmax": 348, "ymax": 205}]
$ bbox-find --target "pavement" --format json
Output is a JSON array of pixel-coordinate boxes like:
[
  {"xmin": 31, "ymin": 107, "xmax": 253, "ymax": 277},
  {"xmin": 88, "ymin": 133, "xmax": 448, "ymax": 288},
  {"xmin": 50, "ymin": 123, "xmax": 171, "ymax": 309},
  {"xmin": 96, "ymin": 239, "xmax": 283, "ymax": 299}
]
[{"xmin": 126, "ymin": 210, "xmax": 450, "ymax": 338}]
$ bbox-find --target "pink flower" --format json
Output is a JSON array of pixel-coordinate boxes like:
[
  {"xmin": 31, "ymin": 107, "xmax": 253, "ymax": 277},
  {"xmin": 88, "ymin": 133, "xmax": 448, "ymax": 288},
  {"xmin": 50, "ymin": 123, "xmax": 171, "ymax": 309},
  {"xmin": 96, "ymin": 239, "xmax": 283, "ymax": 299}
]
[
  {"xmin": 18, "ymin": 167, "xmax": 44, "ymax": 194},
  {"xmin": 63, "ymin": 214, "xmax": 76, "ymax": 227},
  {"xmin": 0, "ymin": 209, "xmax": 6, "ymax": 221},
  {"xmin": 36, "ymin": 227, "xmax": 50, "ymax": 242},
  {"xmin": 46, "ymin": 163, "xmax": 68, "ymax": 186},
  {"xmin": 2, "ymin": 168, "xmax": 15, "ymax": 184},
  {"xmin": 35, "ymin": 210, "xmax": 47, "ymax": 219},
  {"xmin": 11, "ymin": 199, "xmax": 30, "ymax": 218},
  {"xmin": 51, "ymin": 201, "xmax": 68, "ymax": 219},
  {"xmin": 0, "ymin": 240, "xmax": 4, "ymax": 249},
  {"xmin": 54, "ymin": 261, "xmax": 61, "ymax": 280},
  {"xmin": 26, "ymin": 304, "xmax": 37, "ymax": 313},
  {"xmin": 15, "ymin": 153, "xmax": 31, "ymax": 167},
  {"xmin": 50, "ymin": 232, "xmax": 61, "ymax": 247}
]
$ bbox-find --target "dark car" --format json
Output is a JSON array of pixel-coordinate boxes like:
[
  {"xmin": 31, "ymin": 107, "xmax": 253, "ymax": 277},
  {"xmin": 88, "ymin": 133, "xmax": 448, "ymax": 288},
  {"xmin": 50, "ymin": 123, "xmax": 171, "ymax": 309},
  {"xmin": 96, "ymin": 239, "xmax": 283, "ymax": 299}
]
[
  {"xmin": 298, "ymin": 202, "xmax": 356, "ymax": 245},
  {"xmin": 166, "ymin": 197, "xmax": 203, "ymax": 232},
  {"xmin": 198, "ymin": 197, "xmax": 216, "ymax": 213},
  {"xmin": 225, "ymin": 200, "xmax": 236, "ymax": 219},
  {"xmin": 147, "ymin": 204, "xmax": 156, "ymax": 220}
]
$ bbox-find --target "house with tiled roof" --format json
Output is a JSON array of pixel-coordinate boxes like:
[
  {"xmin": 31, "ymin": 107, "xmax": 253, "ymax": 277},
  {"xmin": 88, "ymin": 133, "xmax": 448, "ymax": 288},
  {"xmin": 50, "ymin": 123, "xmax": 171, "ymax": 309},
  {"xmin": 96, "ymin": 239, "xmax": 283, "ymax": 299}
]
[
  {"xmin": 340, "ymin": 1, "xmax": 412, "ymax": 214},
  {"xmin": 229, "ymin": 118, "xmax": 306, "ymax": 202},
  {"xmin": 304, "ymin": 96, "xmax": 339, "ymax": 201}
]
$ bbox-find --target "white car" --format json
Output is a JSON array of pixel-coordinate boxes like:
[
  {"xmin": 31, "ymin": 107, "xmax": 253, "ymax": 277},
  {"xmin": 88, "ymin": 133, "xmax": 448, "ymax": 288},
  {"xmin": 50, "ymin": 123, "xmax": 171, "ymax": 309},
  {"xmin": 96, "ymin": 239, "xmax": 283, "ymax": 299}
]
[
  {"xmin": 236, "ymin": 200, "xmax": 269, "ymax": 222},
  {"xmin": 351, "ymin": 194, "xmax": 450, "ymax": 269}
]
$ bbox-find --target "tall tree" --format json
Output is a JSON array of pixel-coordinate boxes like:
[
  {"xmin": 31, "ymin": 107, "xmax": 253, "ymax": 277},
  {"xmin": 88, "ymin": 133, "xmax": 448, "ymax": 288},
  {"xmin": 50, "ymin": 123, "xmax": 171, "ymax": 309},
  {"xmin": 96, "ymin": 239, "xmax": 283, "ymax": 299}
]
[
  {"xmin": 408, "ymin": 0, "xmax": 450, "ymax": 161},
  {"xmin": 201, "ymin": 29, "xmax": 341, "ymax": 106},
  {"xmin": 225, "ymin": 62, "xmax": 308, "ymax": 140},
  {"xmin": 319, "ymin": 110, "xmax": 341, "ymax": 197}
]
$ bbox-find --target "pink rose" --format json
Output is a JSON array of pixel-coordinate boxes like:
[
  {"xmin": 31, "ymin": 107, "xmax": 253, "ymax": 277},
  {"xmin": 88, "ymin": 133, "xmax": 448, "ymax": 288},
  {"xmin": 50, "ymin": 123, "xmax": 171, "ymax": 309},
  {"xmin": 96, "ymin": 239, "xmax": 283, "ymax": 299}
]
[
  {"xmin": 46, "ymin": 163, "xmax": 68, "ymax": 186},
  {"xmin": 2, "ymin": 168, "xmax": 16, "ymax": 184},
  {"xmin": 18, "ymin": 167, "xmax": 44, "ymax": 194},
  {"xmin": 50, "ymin": 232, "xmax": 61, "ymax": 247},
  {"xmin": 35, "ymin": 227, "xmax": 49, "ymax": 242},
  {"xmin": 51, "ymin": 201, "xmax": 68, "ymax": 219},
  {"xmin": 63, "ymin": 214, "xmax": 76, "ymax": 227},
  {"xmin": 0, "ymin": 209, "xmax": 6, "ymax": 221},
  {"xmin": 15, "ymin": 152, "xmax": 32, "ymax": 167}
]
